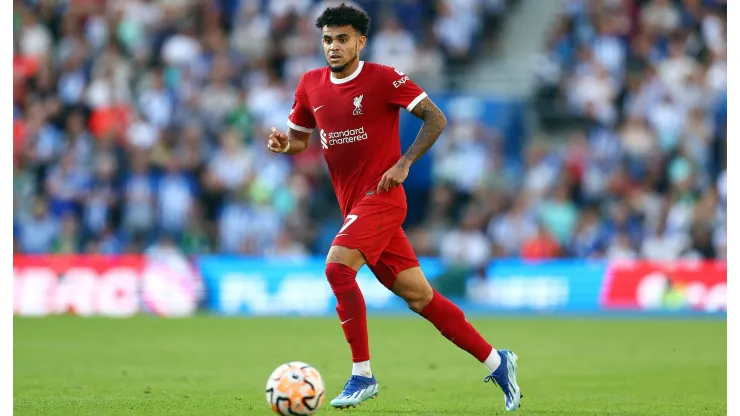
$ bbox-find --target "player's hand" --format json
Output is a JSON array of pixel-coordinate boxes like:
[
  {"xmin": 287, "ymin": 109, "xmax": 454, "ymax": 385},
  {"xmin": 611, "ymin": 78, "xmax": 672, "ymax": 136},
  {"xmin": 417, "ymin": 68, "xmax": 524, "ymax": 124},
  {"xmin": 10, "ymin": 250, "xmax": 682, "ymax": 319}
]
[
  {"xmin": 268, "ymin": 127, "xmax": 290, "ymax": 153},
  {"xmin": 377, "ymin": 164, "xmax": 409, "ymax": 193}
]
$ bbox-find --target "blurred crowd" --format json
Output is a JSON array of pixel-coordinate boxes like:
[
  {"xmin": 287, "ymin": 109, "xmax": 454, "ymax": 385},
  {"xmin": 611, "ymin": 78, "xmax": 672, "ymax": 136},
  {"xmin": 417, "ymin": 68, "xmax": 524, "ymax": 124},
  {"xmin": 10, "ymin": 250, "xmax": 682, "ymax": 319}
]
[
  {"xmin": 13, "ymin": 0, "xmax": 512, "ymax": 256},
  {"xmin": 13, "ymin": 0, "xmax": 726, "ymax": 266},
  {"xmin": 515, "ymin": 0, "xmax": 726, "ymax": 262},
  {"xmin": 400, "ymin": 0, "xmax": 727, "ymax": 270}
]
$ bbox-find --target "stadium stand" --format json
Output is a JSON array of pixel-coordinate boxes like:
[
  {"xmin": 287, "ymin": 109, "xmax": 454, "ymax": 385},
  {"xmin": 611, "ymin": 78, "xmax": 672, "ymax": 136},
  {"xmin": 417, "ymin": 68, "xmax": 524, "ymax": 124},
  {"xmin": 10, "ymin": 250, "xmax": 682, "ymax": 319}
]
[{"xmin": 13, "ymin": 0, "xmax": 725, "ymax": 266}]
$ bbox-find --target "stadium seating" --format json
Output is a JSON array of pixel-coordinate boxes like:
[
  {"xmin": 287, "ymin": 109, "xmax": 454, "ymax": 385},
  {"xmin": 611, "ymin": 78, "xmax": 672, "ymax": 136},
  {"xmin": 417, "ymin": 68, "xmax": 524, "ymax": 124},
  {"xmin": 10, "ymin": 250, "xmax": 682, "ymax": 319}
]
[{"xmin": 13, "ymin": 0, "xmax": 725, "ymax": 264}]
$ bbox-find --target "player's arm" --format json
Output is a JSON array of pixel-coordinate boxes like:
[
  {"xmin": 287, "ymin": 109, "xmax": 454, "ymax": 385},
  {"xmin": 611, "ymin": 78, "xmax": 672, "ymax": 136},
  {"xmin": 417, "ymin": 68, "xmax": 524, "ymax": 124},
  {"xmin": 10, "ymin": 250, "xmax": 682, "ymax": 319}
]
[
  {"xmin": 377, "ymin": 96, "xmax": 447, "ymax": 193},
  {"xmin": 268, "ymin": 127, "xmax": 311, "ymax": 155},
  {"xmin": 397, "ymin": 97, "xmax": 447, "ymax": 168},
  {"xmin": 270, "ymin": 74, "xmax": 316, "ymax": 155}
]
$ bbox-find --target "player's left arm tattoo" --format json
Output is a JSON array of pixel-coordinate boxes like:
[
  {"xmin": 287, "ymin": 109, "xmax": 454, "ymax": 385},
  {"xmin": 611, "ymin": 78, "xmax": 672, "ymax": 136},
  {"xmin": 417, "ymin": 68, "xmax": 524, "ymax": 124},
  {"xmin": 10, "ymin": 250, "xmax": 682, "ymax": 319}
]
[{"xmin": 397, "ymin": 97, "xmax": 447, "ymax": 169}]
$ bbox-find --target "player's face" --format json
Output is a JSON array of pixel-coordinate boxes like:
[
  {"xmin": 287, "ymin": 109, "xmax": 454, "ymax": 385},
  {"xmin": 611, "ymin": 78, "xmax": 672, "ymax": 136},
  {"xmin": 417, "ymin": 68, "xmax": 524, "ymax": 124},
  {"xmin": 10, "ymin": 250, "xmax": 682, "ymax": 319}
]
[{"xmin": 321, "ymin": 25, "xmax": 366, "ymax": 73}]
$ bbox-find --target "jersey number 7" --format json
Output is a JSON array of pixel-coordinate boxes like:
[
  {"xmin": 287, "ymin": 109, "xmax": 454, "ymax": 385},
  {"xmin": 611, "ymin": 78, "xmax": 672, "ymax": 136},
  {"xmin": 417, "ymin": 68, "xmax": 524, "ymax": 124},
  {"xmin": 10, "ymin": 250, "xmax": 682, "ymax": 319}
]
[{"xmin": 339, "ymin": 215, "xmax": 358, "ymax": 234}]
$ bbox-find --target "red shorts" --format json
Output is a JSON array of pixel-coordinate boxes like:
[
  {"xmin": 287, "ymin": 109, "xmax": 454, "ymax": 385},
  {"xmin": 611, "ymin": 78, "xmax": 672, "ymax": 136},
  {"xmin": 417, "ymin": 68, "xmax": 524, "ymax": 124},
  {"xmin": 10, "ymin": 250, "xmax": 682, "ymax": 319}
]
[{"xmin": 332, "ymin": 199, "xmax": 420, "ymax": 289}]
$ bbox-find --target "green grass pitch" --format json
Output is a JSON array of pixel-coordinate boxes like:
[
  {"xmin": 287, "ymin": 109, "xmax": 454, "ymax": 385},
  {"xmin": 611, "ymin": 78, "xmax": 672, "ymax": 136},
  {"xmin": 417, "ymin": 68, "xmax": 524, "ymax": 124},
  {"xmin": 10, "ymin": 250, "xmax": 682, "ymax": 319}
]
[{"xmin": 14, "ymin": 315, "xmax": 726, "ymax": 415}]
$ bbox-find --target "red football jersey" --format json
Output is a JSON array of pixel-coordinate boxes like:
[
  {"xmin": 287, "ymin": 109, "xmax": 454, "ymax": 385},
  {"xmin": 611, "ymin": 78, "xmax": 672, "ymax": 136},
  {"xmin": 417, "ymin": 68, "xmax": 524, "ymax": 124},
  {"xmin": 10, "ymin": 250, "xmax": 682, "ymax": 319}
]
[{"xmin": 287, "ymin": 61, "xmax": 427, "ymax": 216}]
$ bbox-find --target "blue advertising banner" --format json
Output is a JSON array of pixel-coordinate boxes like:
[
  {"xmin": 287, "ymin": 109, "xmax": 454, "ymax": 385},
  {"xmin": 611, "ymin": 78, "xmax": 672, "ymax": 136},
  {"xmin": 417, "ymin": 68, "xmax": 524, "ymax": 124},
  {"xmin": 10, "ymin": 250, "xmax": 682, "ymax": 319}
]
[
  {"xmin": 467, "ymin": 260, "xmax": 609, "ymax": 312},
  {"xmin": 198, "ymin": 257, "xmax": 608, "ymax": 316},
  {"xmin": 198, "ymin": 257, "xmax": 445, "ymax": 316}
]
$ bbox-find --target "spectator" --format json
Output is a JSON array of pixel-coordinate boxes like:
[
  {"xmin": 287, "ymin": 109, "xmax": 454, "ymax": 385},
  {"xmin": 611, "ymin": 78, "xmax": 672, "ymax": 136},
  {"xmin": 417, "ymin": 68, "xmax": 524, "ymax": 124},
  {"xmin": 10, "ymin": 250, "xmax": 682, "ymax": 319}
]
[
  {"xmin": 520, "ymin": 223, "xmax": 560, "ymax": 260},
  {"xmin": 641, "ymin": 0, "xmax": 681, "ymax": 36},
  {"xmin": 82, "ymin": 152, "xmax": 119, "ymax": 238},
  {"xmin": 487, "ymin": 195, "xmax": 537, "ymax": 257},
  {"xmin": 138, "ymin": 69, "xmax": 176, "ymax": 129},
  {"xmin": 370, "ymin": 17, "xmax": 418, "ymax": 75},
  {"xmin": 433, "ymin": 121, "xmax": 490, "ymax": 195},
  {"xmin": 539, "ymin": 181, "xmax": 579, "ymax": 246},
  {"xmin": 440, "ymin": 207, "xmax": 491, "ymax": 270},
  {"xmin": 45, "ymin": 152, "xmax": 89, "ymax": 217},
  {"xmin": 266, "ymin": 229, "xmax": 311, "ymax": 259},
  {"xmin": 157, "ymin": 158, "xmax": 197, "ymax": 236},
  {"xmin": 433, "ymin": 0, "xmax": 481, "ymax": 66},
  {"xmin": 200, "ymin": 55, "xmax": 240, "ymax": 131},
  {"xmin": 641, "ymin": 215, "xmax": 686, "ymax": 261},
  {"xmin": 121, "ymin": 151, "xmax": 157, "ymax": 241},
  {"xmin": 162, "ymin": 23, "xmax": 202, "ymax": 68},
  {"xmin": 18, "ymin": 8, "xmax": 53, "ymax": 59},
  {"xmin": 204, "ymin": 129, "xmax": 254, "ymax": 195},
  {"xmin": 16, "ymin": 197, "xmax": 59, "ymax": 254},
  {"xmin": 606, "ymin": 232, "xmax": 639, "ymax": 260},
  {"xmin": 569, "ymin": 205, "xmax": 606, "ymax": 258},
  {"xmin": 52, "ymin": 213, "xmax": 82, "ymax": 254},
  {"xmin": 411, "ymin": 35, "xmax": 447, "ymax": 90},
  {"xmin": 658, "ymin": 35, "xmax": 699, "ymax": 99}
]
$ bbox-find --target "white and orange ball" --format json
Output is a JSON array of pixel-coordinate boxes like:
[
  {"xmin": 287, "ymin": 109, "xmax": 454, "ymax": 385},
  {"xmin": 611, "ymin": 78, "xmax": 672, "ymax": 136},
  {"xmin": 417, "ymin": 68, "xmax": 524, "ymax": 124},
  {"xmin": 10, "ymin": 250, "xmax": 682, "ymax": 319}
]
[{"xmin": 265, "ymin": 362, "xmax": 326, "ymax": 415}]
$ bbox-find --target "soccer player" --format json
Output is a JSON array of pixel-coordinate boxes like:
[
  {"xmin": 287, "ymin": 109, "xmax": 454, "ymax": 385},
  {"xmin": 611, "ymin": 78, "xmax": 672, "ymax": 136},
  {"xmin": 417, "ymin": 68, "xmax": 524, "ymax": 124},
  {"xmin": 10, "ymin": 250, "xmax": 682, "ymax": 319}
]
[{"xmin": 267, "ymin": 3, "xmax": 522, "ymax": 412}]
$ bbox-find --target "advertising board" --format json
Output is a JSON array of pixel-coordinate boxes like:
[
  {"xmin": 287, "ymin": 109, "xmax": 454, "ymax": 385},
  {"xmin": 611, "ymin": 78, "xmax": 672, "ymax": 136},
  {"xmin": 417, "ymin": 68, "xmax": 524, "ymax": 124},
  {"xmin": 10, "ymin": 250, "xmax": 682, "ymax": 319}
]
[
  {"xmin": 198, "ymin": 257, "xmax": 445, "ymax": 316},
  {"xmin": 13, "ymin": 255, "xmax": 201, "ymax": 317},
  {"xmin": 14, "ymin": 256, "xmax": 726, "ymax": 317},
  {"xmin": 466, "ymin": 260, "xmax": 608, "ymax": 312},
  {"xmin": 600, "ymin": 261, "xmax": 727, "ymax": 313}
]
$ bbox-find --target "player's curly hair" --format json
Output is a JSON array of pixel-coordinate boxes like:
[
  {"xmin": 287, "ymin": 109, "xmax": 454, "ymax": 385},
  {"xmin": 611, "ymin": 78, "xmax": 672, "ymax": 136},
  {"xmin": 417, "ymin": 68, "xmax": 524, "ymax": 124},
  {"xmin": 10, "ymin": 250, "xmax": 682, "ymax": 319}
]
[{"xmin": 315, "ymin": 3, "xmax": 371, "ymax": 36}]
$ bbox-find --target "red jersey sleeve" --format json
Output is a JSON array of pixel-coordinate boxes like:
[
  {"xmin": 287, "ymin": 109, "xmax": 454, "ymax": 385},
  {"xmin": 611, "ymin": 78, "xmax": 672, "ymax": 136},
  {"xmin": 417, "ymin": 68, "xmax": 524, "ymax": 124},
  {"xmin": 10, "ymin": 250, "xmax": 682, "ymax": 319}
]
[
  {"xmin": 287, "ymin": 74, "xmax": 316, "ymax": 133},
  {"xmin": 382, "ymin": 66, "xmax": 428, "ymax": 112}
]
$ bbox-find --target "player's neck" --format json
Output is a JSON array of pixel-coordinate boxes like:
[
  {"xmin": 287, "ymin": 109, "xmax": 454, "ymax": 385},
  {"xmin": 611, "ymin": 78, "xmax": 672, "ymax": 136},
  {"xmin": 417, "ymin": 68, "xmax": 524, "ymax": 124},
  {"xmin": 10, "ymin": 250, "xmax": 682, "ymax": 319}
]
[{"xmin": 331, "ymin": 60, "xmax": 362, "ymax": 81}]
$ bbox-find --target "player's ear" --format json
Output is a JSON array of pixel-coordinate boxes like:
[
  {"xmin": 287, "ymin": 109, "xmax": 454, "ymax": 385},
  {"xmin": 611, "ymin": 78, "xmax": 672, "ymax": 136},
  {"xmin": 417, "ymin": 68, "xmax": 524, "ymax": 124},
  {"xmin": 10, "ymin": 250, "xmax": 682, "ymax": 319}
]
[{"xmin": 357, "ymin": 35, "xmax": 367, "ymax": 51}]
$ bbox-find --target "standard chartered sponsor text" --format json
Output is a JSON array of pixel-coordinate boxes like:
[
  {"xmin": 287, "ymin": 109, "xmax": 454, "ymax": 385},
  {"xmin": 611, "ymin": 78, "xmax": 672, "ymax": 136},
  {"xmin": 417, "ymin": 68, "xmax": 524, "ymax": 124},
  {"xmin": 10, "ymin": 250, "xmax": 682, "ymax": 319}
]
[{"xmin": 323, "ymin": 126, "xmax": 368, "ymax": 145}]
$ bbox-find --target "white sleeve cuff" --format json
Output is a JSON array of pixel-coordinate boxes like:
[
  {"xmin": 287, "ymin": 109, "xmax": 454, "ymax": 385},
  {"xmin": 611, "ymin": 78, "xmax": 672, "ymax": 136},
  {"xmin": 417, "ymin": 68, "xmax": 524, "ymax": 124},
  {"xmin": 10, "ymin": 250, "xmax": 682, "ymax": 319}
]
[
  {"xmin": 405, "ymin": 92, "xmax": 428, "ymax": 112},
  {"xmin": 287, "ymin": 120, "xmax": 313, "ymax": 133}
]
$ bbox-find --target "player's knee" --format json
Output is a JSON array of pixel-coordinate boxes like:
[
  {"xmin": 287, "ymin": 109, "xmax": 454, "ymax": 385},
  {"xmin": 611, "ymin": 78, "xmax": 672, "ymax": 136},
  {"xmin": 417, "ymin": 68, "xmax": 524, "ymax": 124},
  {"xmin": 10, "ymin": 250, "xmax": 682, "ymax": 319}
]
[
  {"xmin": 325, "ymin": 263, "xmax": 358, "ymax": 295},
  {"xmin": 326, "ymin": 246, "xmax": 365, "ymax": 270},
  {"xmin": 405, "ymin": 285, "xmax": 434, "ymax": 313}
]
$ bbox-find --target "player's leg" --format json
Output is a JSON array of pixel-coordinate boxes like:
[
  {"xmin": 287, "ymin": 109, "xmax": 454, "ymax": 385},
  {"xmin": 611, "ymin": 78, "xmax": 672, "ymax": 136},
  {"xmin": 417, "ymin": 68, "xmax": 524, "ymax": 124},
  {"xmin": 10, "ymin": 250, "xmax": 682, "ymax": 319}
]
[
  {"xmin": 326, "ymin": 203, "xmax": 404, "ymax": 408},
  {"xmin": 325, "ymin": 245, "xmax": 369, "ymax": 367},
  {"xmin": 325, "ymin": 245, "xmax": 380, "ymax": 408},
  {"xmin": 390, "ymin": 266, "xmax": 496, "ymax": 363},
  {"xmin": 370, "ymin": 231, "xmax": 522, "ymax": 411},
  {"xmin": 392, "ymin": 266, "xmax": 521, "ymax": 410}
]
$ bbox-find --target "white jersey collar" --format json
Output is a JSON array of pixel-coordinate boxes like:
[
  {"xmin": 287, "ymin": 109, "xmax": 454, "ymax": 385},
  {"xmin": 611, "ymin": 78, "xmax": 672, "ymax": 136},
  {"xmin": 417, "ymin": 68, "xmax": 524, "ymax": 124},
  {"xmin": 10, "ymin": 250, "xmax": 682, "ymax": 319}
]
[{"xmin": 330, "ymin": 61, "xmax": 365, "ymax": 84}]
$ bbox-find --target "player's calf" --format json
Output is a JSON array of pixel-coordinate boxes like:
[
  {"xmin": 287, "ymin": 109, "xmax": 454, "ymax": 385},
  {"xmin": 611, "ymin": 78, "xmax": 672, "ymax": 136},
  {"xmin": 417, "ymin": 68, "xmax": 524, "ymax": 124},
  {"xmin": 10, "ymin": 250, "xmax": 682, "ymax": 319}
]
[
  {"xmin": 417, "ymin": 290, "xmax": 495, "ymax": 361},
  {"xmin": 406, "ymin": 291, "xmax": 433, "ymax": 313},
  {"xmin": 393, "ymin": 268, "xmax": 491, "ymax": 360}
]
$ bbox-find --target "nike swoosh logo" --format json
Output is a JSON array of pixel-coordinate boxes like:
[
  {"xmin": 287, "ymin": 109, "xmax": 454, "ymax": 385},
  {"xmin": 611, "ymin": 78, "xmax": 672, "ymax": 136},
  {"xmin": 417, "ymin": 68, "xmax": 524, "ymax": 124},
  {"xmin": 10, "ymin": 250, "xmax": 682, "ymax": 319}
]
[
  {"xmin": 313, "ymin": 105, "xmax": 325, "ymax": 112},
  {"xmin": 340, "ymin": 318, "xmax": 354, "ymax": 325}
]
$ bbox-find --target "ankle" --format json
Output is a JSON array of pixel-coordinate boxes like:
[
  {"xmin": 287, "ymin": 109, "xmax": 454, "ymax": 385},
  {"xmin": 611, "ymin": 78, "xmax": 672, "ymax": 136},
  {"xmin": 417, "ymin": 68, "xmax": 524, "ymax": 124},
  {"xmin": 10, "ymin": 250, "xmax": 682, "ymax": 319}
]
[
  {"xmin": 483, "ymin": 348, "xmax": 502, "ymax": 373},
  {"xmin": 352, "ymin": 360, "xmax": 372, "ymax": 378}
]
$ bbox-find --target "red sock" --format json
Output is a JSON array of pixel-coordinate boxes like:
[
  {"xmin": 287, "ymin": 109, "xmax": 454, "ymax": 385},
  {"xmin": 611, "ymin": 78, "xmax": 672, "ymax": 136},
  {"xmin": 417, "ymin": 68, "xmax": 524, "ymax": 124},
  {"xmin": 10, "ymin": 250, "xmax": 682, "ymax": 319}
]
[
  {"xmin": 420, "ymin": 290, "xmax": 493, "ymax": 362},
  {"xmin": 326, "ymin": 263, "xmax": 370, "ymax": 362}
]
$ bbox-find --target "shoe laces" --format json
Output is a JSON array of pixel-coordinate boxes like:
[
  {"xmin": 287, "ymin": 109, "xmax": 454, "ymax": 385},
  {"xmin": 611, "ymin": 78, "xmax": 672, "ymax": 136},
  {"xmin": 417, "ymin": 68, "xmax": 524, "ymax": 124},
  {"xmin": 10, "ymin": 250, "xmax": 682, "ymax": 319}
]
[
  {"xmin": 484, "ymin": 374, "xmax": 500, "ymax": 388},
  {"xmin": 343, "ymin": 376, "xmax": 369, "ymax": 392},
  {"xmin": 485, "ymin": 372, "xmax": 512, "ymax": 392}
]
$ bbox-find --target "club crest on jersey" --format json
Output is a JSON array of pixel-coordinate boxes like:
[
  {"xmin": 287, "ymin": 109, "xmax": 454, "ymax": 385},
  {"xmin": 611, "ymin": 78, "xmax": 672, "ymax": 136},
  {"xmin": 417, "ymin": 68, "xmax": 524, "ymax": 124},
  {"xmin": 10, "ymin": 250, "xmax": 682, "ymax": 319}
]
[{"xmin": 353, "ymin": 95, "xmax": 363, "ymax": 115}]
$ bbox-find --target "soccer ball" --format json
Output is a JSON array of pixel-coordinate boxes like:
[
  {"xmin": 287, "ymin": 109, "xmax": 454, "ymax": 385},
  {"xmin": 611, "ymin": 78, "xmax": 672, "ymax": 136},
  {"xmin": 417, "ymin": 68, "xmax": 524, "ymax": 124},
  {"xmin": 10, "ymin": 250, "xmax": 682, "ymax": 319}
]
[{"xmin": 265, "ymin": 361, "xmax": 326, "ymax": 415}]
